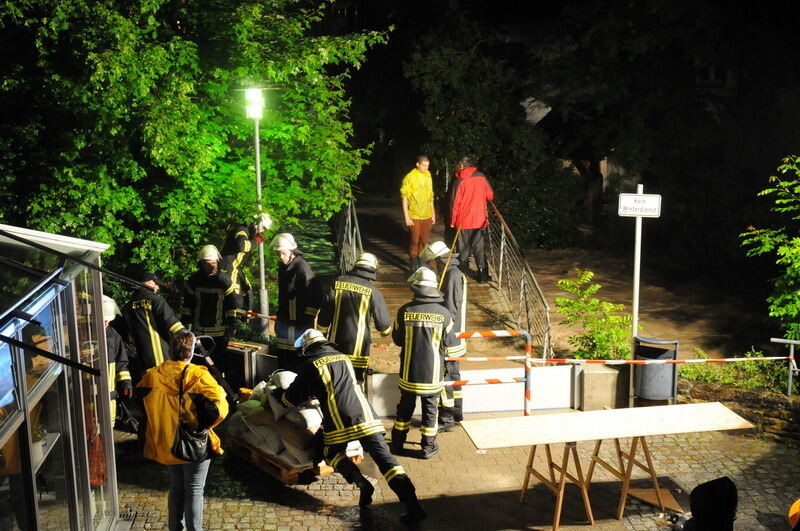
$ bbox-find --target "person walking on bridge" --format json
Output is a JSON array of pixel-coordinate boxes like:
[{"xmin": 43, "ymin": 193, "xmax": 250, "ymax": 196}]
[
  {"xmin": 421, "ymin": 241, "xmax": 467, "ymax": 430},
  {"xmin": 400, "ymin": 155, "xmax": 435, "ymax": 273},
  {"xmin": 449, "ymin": 155, "xmax": 494, "ymax": 283},
  {"xmin": 318, "ymin": 252, "xmax": 392, "ymax": 386},
  {"xmin": 391, "ymin": 267, "xmax": 457, "ymax": 459}
]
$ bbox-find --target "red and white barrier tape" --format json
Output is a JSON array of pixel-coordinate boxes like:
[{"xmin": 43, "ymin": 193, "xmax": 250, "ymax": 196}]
[
  {"xmin": 443, "ymin": 377, "xmax": 526, "ymax": 387},
  {"xmin": 525, "ymin": 355, "xmax": 794, "ymax": 365},
  {"xmin": 457, "ymin": 329, "xmax": 521, "ymax": 339},
  {"xmin": 445, "ymin": 355, "xmax": 528, "ymax": 362}
]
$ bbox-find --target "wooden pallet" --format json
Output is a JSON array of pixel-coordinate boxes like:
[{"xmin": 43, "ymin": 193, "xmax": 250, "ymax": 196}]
[
  {"xmin": 226, "ymin": 436, "xmax": 317, "ymax": 485},
  {"xmin": 227, "ymin": 436, "xmax": 364, "ymax": 484}
]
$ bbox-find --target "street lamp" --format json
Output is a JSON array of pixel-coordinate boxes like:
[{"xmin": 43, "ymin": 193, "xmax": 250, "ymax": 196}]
[{"xmin": 245, "ymin": 88, "xmax": 269, "ymax": 334}]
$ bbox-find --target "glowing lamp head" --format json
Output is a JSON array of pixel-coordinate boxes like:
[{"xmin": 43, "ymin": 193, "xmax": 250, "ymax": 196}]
[{"xmin": 245, "ymin": 88, "xmax": 264, "ymax": 119}]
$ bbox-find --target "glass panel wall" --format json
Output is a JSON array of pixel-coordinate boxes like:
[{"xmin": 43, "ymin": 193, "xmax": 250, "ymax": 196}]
[
  {"xmin": 0, "ymin": 423, "xmax": 32, "ymax": 531},
  {"xmin": 0, "ymin": 340, "xmax": 18, "ymax": 434}
]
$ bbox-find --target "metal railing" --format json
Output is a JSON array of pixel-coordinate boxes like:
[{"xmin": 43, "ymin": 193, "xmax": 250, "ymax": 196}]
[
  {"xmin": 335, "ymin": 198, "xmax": 362, "ymax": 274},
  {"xmin": 770, "ymin": 337, "xmax": 800, "ymax": 395},
  {"xmin": 485, "ymin": 201, "xmax": 554, "ymax": 358}
]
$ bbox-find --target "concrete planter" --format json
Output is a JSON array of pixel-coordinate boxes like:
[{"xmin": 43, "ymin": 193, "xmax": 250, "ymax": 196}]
[{"xmin": 576, "ymin": 363, "xmax": 630, "ymax": 411}]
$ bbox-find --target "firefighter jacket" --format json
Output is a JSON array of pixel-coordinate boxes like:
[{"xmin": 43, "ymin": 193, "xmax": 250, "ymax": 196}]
[
  {"xmin": 180, "ymin": 270, "xmax": 241, "ymax": 337},
  {"xmin": 106, "ymin": 325, "xmax": 132, "ymax": 396},
  {"xmin": 440, "ymin": 258, "xmax": 467, "ymax": 358},
  {"xmin": 220, "ymin": 225, "xmax": 261, "ymax": 296},
  {"xmin": 318, "ymin": 266, "xmax": 392, "ymax": 369},
  {"xmin": 391, "ymin": 289, "xmax": 458, "ymax": 396},
  {"xmin": 123, "ymin": 287, "xmax": 186, "ymax": 371},
  {"xmin": 137, "ymin": 361, "xmax": 229, "ymax": 465},
  {"xmin": 275, "ymin": 253, "xmax": 320, "ymax": 350},
  {"xmin": 275, "ymin": 342, "xmax": 385, "ymax": 446}
]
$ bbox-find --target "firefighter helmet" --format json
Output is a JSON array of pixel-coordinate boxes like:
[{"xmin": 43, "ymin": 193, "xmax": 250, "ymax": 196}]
[
  {"xmin": 407, "ymin": 266, "xmax": 438, "ymax": 288},
  {"xmin": 420, "ymin": 240, "xmax": 452, "ymax": 262},
  {"xmin": 293, "ymin": 329, "xmax": 327, "ymax": 351},
  {"xmin": 102, "ymin": 295, "xmax": 119, "ymax": 322},
  {"xmin": 198, "ymin": 244, "xmax": 221, "ymax": 261},
  {"xmin": 271, "ymin": 233, "xmax": 297, "ymax": 251},
  {"xmin": 355, "ymin": 252, "xmax": 379, "ymax": 270}
]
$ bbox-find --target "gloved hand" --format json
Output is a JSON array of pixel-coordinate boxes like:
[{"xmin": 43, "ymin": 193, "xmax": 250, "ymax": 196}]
[{"xmin": 118, "ymin": 381, "xmax": 133, "ymax": 399}]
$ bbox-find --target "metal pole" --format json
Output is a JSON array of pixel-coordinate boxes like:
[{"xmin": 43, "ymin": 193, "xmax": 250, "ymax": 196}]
[
  {"xmin": 629, "ymin": 184, "xmax": 644, "ymax": 407},
  {"xmin": 254, "ymin": 118, "xmax": 269, "ymax": 334},
  {"xmin": 789, "ymin": 344, "xmax": 795, "ymax": 396},
  {"xmin": 498, "ymin": 229, "xmax": 506, "ymax": 289}
]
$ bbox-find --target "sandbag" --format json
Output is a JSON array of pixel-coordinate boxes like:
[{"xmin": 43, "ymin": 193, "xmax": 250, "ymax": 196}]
[
  {"xmin": 273, "ymin": 448, "xmax": 312, "ymax": 469},
  {"xmin": 275, "ymin": 417, "xmax": 317, "ymax": 449},
  {"xmin": 270, "ymin": 370, "xmax": 297, "ymax": 390},
  {"xmin": 226, "ymin": 411, "xmax": 248, "ymax": 438},
  {"xmin": 345, "ymin": 440, "xmax": 364, "ymax": 458},
  {"xmin": 243, "ymin": 424, "xmax": 284, "ymax": 456},
  {"xmin": 285, "ymin": 405, "xmax": 323, "ymax": 431},
  {"xmin": 251, "ymin": 380, "xmax": 269, "ymax": 403},
  {"xmin": 267, "ymin": 391, "xmax": 292, "ymax": 421},
  {"xmin": 245, "ymin": 408, "xmax": 276, "ymax": 426},
  {"xmin": 236, "ymin": 399, "xmax": 263, "ymax": 416},
  {"xmin": 283, "ymin": 440, "xmax": 314, "ymax": 467}
]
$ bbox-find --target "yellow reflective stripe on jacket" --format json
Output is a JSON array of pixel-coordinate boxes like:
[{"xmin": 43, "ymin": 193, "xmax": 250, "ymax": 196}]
[
  {"xmin": 398, "ymin": 379, "xmax": 443, "ymax": 395},
  {"xmin": 352, "ymin": 290, "xmax": 371, "ymax": 358},
  {"xmin": 319, "ymin": 363, "xmax": 344, "ymax": 431},
  {"xmin": 145, "ymin": 310, "xmax": 165, "ymax": 366},
  {"xmin": 349, "ymin": 353, "xmax": 369, "ymax": 368},
  {"xmin": 322, "ymin": 420, "xmax": 385, "ymax": 445},
  {"xmin": 169, "ymin": 321, "xmax": 185, "ymax": 334},
  {"xmin": 402, "ymin": 326, "xmax": 413, "ymax": 377},
  {"xmin": 117, "ymin": 370, "xmax": 131, "ymax": 383}
]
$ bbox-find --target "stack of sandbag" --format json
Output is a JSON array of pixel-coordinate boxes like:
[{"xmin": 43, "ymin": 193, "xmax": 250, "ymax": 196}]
[{"xmin": 229, "ymin": 369, "xmax": 363, "ymax": 470}]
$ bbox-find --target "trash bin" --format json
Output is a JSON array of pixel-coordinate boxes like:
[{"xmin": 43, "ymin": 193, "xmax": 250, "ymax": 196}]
[{"xmin": 634, "ymin": 336, "xmax": 679, "ymax": 401}]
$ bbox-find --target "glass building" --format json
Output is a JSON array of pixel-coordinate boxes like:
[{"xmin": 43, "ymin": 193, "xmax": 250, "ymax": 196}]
[{"xmin": 0, "ymin": 224, "xmax": 118, "ymax": 530}]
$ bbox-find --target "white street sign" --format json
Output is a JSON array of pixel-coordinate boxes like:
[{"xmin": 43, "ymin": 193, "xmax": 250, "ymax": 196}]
[{"xmin": 618, "ymin": 193, "xmax": 662, "ymax": 218}]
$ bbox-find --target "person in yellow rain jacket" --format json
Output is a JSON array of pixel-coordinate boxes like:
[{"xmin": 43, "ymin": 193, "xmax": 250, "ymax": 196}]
[{"xmin": 136, "ymin": 330, "xmax": 229, "ymax": 531}]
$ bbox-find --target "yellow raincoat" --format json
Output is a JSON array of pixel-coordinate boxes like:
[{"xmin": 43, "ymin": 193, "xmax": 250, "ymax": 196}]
[{"xmin": 137, "ymin": 361, "xmax": 229, "ymax": 465}]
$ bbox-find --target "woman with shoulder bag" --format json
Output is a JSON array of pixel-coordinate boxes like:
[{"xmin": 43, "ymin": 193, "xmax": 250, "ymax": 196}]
[{"xmin": 136, "ymin": 330, "xmax": 229, "ymax": 531}]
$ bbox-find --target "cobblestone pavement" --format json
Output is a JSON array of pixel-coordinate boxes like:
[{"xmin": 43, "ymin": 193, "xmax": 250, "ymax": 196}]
[{"xmin": 115, "ymin": 416, "xmax": 799, "ymax": 530}]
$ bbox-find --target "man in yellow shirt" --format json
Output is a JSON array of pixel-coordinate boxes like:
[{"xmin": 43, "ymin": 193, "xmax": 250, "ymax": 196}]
[{"xmin": 400, "ymin": 155, "xmax": 435, "ymax": 272}]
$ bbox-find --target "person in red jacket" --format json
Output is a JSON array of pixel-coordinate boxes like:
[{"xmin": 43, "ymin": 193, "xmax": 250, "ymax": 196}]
[{"xmin": 448, "ymin": 155, "xmax": 495, "ymax": 283}]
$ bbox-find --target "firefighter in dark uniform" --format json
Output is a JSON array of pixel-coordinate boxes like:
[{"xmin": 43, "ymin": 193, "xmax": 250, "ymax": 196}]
[
  {"xmin": 180, "ymin": 244, "xmax": 242, "ymax": 377},
  {"xmin": 220, "ymin": 213, "xmax": 272, "ymax": 312},
  {"xmin": 274, "ymin": 329, "xmax": 427, "ymax": 526},
  {"xmin": 122, "ymin": 272, "xmax": 187, "ymax": 381},
  {"xmin": 318, "ymin": 252, "xmax": 392, "ymax": 386},
  {"xmin": 103, "ymin": 295, "xmax": 132, "ymax": 423},
  {"xmin": 271, "ymin": 233, "xmax": 320, "ymax": 372},
  {"xmin": 421, "ymin": 241, "xmax": 467, "ymax": 430},
  {"xmin": 391, "ymin": 267, "xmax": 458, "ymax": 459}
]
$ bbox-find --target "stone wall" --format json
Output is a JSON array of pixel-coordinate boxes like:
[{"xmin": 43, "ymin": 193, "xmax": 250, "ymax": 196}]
[{"xmin": 678, "ymin": 379, "xmax": 800, "ymax": 442}]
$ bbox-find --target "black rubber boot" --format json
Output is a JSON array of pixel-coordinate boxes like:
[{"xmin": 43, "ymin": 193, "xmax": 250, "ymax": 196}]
[
  {"xmin": 336, "ymin": 458, "xmax": 375, "ymax": 507},
  {"xmin": 420, "ymin": 435, "xmax": 439, "ymax": 459},
  {"xmin": 389, "ymin": 475, "xmax": 427, "ymax": 526},
  {"xmin": 438, "ymin": 407, "xmax": 455, "ymax": 432},
  {"xmin": 390, "ymin": 428, "xmax": 407, "ymax": 455},
  {"xmin": 408, "ymin": 256, "xmax": 420, "ymax": 274},
  {"xmin": 477, "ymin": 267, "xmax": 492, "ymax": 284}
]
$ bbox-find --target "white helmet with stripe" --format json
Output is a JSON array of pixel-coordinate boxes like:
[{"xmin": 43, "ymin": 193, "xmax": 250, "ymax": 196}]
[
  {"xmin": 102, "ymin": 294, "xmax": 120, "ymax": 322},
  {"xmin": 293, "ymin": 329, "xmax": 327, "ymax": 352},
  {"xmin": 407, "ymin": 266, "xmax": 438, "ymax": 288},
  {"xmin": 271, "ymin": 233, "xmax": 297, "ymax": 251},
  {"xmin": 198, "ymin": 244, "xmax": 221, "ymax": 261},
  {"xmin": 355, "ymin": 252, "xmax": 379, "ymax": 270},
  {"xmin": 420, "ymin": 240, "xmax": 452, "ymax": 262}
]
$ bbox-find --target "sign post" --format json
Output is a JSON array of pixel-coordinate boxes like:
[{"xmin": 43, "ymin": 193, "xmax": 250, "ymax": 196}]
[{"xmin": 618, "ymin": 185, "xmax": 662, "ymax": 406}]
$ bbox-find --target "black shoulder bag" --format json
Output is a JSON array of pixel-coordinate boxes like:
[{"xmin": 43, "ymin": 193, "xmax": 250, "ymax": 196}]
[{"xmin": 171, "ymin": 364, "xmax": 209, "ymax": 462}]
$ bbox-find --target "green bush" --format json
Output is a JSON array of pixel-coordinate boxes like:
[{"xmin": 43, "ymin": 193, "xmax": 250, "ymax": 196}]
[
  {"xmin": 679, "ymin": 348, "xmax": 796, "ymax": 394},
  {"xmin": 555, "ymin": 269, "xmax": 632, "ymax": 359}
]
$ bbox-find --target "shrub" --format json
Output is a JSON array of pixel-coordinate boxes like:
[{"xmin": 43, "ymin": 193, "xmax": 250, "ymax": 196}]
[
  {"xmin": 679, "ymin": 348, "xmax": 796, "ymax": 394},
  {"xmin": 555, "ymin": 269, "xmax": 632, "ymax": 359}
]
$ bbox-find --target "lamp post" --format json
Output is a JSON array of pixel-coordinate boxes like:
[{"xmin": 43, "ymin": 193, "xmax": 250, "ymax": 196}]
[{"xmin": 245, "ymin": 88, "xmax": 269, "ymax": 334}]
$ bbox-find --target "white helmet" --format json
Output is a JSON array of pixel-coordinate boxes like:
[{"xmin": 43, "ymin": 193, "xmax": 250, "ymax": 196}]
[
  {"xmin": 271, "ymin": 233, "xmax": 297, "ymax": 251},
  {"xmin": 407, "ymin": 267, "xmax": 438, "ymax": 288},
  {"xmin": 355, "ymin": 252, "xmax": 379, "ymax": 270},
  {"xmin": 198, "ymin": 244, "xmax": 221, "ymax": 261},
  {"xmin": 293, "ymin": 329, "xmax": 327, "ymax": 351},
  {"xmin": 101, "ymin": 294, "xmax": 120, "ymax": 322},
  {"xmin": 420, "ymin": 241, "xmax": 451, "ymax": 262}
]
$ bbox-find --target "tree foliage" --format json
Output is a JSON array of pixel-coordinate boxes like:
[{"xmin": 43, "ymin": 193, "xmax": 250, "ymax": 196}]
[
  {"xmin": 403, "ymin": 16, "xmax": 581, "ymax": 248},
  {"xmin": 0, "ymin": 0, "xmax": 386, "ymax": 278},
  {"xmin": 741, "ymin": 156, "xmax": 800, "ymax": 339}
]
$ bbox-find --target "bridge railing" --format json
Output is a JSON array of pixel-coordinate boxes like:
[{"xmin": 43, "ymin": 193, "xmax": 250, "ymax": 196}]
[
  {"xmin": 485, "ymin": 201, "xmax": 553, "ymax": 358},
  {"xmin": 335, "ymin": 198, "xmax": 362, "ymax": 275}
]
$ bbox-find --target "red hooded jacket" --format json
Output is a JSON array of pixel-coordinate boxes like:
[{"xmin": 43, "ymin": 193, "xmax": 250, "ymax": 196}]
[{"xmin": 449, "ymin": 167, "xmax": 494, "ymax": 229}]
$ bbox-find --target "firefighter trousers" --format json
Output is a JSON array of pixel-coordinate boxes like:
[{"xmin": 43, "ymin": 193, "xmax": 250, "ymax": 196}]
[
  {"xmin": 393, "ymin": 390, "xmax": 439, "ymax": 443},
  {"xmin": 439, "ymin": 360, "xmax": 463, "ymax": 423},
  {"xmin": 325, "ymin": 433, "xmax": 406, "ymax": 487}
]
